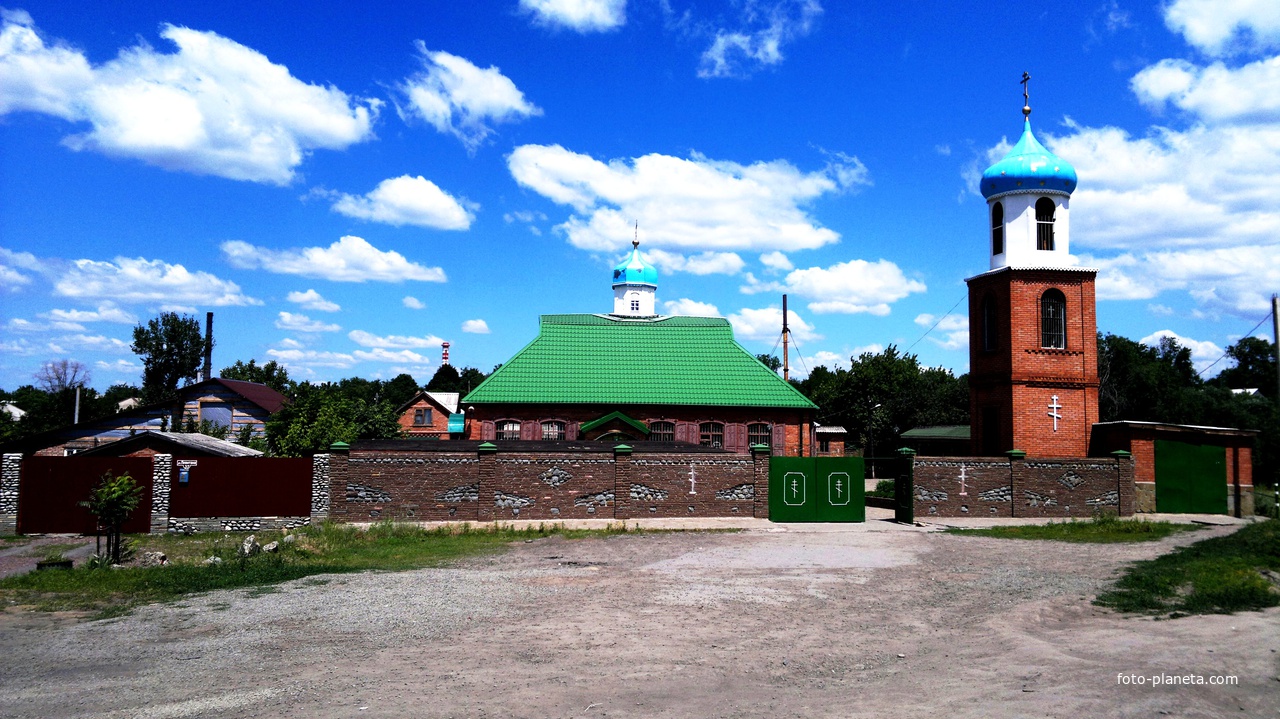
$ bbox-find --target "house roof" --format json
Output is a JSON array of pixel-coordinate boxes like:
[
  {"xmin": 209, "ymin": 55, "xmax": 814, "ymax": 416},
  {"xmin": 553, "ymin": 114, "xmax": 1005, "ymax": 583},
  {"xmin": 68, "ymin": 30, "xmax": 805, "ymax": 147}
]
[
  {"xmin": 901, "ymin": 425, "xmax": 972, "ymax": 440},
  {"xmin": 76, "ymin": 430, "xmax": 264, "ymax": 457},
  {"xmin": 396, "ymin": 390, "xmax": 461, "ymax": 415},
  {"xmin": 463, "ymin": 314, "xmax": 817, "ymax": 409},
  {"xmin": 579, "ymin": 411, "xmax": 650, "ymax": 435},
  {"xmin": 207, "ymin": 378, "xmax": 287, "ymax": 413}
]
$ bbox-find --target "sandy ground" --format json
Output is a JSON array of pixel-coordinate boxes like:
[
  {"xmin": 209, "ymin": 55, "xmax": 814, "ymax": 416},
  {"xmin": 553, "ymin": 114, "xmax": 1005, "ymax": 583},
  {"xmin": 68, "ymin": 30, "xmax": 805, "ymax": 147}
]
[{"xmin": 0, "ymin": 515, "xmax": 1277, "ymax": 719}]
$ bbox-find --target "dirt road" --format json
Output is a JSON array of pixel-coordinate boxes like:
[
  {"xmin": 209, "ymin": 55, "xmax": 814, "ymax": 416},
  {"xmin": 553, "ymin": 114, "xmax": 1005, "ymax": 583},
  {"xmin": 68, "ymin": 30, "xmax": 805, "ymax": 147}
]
[{"xmin": 0, "ymin": 520, "xmax": 1275, "ymax": 718}]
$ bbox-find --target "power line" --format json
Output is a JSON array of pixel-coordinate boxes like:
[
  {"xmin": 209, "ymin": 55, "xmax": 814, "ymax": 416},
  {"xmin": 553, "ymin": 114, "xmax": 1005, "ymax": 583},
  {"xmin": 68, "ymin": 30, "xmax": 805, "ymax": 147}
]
[
  {"xmin": 905, "ymin": 292, "xmax": 968, "ymax": 354},
  {"xmin": 1194, "ymin": 309, "xmax": 1274, "ymax": 377}
]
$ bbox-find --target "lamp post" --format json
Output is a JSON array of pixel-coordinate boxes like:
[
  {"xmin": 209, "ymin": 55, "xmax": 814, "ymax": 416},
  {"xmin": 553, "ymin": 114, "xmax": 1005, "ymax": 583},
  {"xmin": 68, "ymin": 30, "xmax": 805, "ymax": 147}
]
[{"xmin": 868, "ymin": 403, "xmax": 882, "ymax": 479}]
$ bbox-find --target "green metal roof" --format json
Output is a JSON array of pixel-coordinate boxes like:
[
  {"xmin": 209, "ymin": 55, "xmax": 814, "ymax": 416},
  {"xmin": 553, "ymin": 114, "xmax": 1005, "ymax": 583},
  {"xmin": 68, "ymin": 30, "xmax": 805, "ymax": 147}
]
[
  {"xmin": 464, "ymin": 314, "xmax": 817, "ymax": 409},
  {"xmin": 578, "ymin": 411, "xmax": 650, "ymax": 435}
]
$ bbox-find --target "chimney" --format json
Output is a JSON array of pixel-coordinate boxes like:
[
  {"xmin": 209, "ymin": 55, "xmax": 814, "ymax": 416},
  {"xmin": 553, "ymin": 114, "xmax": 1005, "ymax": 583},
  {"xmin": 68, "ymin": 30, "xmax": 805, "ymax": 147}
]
[
  {"xmin": 203, "ymin": 311, "xmax": 213, "ymax": 381},
  {"xmin": 442, "ymin": 341, "xmax": 451, "ymax": 366}
]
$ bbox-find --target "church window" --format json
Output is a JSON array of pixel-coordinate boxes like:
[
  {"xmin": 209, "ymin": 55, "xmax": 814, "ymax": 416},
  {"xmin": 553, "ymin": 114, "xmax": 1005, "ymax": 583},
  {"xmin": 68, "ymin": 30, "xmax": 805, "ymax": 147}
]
[
  {"xmin": 982, "ymin": 295, "xmax": 997, "ymax": 352},
  {"xmin": 990, "ymin": 202, "xmax": 1004, "ymax": 255},
  {"xmin": 1040, "ymin": 289, "xmax": 1067, "ymax": 349},
  {"xmin": 631, "ymin": 299, "xmax": 640, "ymax": 311},
  {"xmin": 540, "ymin": 421, "xmax": 565, "ymax": 440},
  {"xmin": 496, "ymin": 420, "xmax": 521, "ymax": 440},
  {"xmin": 413, "ymin": 408, "xmax": 432, "ymax": 426},
  {"xmin": 699, "ymin": 422, "xmax": 724, "ymax": 448},
  {"xmin": 1035, "ymin": 198, "xmax": 1056, "ymax": 251},
  {"xmin": 748, "ymin": 423, "xmax": 772, "ymax": 447},
  {"xmin": 649, "ymin": 421, "xmax": 674, "ymax": 442}
]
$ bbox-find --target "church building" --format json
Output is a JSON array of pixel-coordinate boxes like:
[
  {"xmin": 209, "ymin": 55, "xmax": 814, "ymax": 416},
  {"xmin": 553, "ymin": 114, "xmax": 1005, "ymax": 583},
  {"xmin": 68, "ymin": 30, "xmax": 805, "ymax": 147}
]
[{"xmin": 462, "ymin": 242, "xmax": 818, "ymax": 455}]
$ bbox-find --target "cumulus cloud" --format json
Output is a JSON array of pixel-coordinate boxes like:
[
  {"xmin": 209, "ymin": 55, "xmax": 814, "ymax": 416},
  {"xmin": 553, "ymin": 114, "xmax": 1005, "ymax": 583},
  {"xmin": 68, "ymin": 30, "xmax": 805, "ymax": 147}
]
[
  {"xmin": 759, "ymin": 251, "xmax": 793, "ymax": 272},
  {"xmin": 0, "ymin": 247, "xmax": 42, "ymax": 290},
  {"xmin": 398, "ymin": 44, "xmax": 540, "ymax": 151},
  {"xmin": 1140, "ymin": 329, "xmax": 1225, "ymax": 373},
  {"xmin": 461, "ymin": 319, "xmax": 490, "ymax": 334},
  {"xmin": 95, "ymin": 358, "xmax": 139, "ymax": 373},
  {"xmin": 1162, "ymin": 0, "xmax": 1280, "ymax": 56},
  {"xmin": 1132, "ymin": 56, "xmax": 1280, "ymax": 123},
  {"xmin": 509, "ymin": 144, "xmax": 865, "ymax": 254},
  {"xmin": 0, "ymin": 14, "xmax": 376, "ymax": 184},
  {"xmin": 520, "ymin": 0, "xmax": 626, "ymax": 32},
  {"xmin": 402, "ymin": 296, "xmax": 425, "ymax": 310},
  {"xmin": 266, "ymin": 347, "xmax": 355, "ymax": 368},
  {"xmin": 728, "ymin": 305, "xmax": 820, "ymax": 342},
  {"xmin": 55, "ymin": 256, "xmax": 259, "ymax": 306},
  {"xmin": 42, "ymin": 303, "xmax": 136, "ymax": 324},
  {"xmin": 662, "ymin": 298, "xmax": 721, "ymax": 316},
  {"xmin": 913, "ymin": 313, "xmax": 969, "ymax": 351},
  {"xmin": 48, "ymin": 333, "xmax": 131, "ymax": 354},
  {"xmin": 222, "ymin": 236, "xmax": 447, "ymax": 283},
  {"xmin": 742, "ymin": 259, "xmax": 927, "ymax": 315},
  {"xmin": 698, "ymin": 0, "xmax": 822, "ymax": 78},
  {"xmin": 644, "ymin": 248, "xmax": 745, "ymax": 275},
  {"xmin": 275, "ymin": 312, "xmax": 341, "ymax": 333},
  {"xmin": 348, "ymin": 330, "xmax": 444, "ymax": 349},
  {"xmin": 287, "ymin": 289, "xmax": 340, "ymax": 312},
  {"xmin": 330, "ymin": 175, "xmax": 476, "ymax": 230}
]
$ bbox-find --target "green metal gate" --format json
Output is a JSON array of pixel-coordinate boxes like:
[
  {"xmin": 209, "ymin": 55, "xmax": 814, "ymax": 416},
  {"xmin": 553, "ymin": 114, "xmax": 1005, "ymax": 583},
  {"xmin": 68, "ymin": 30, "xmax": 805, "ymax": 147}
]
[
  {"xmin": 768, "ymin": 456, "xmax": 865, "ymax": 522},
  {"xmin": 1154, "ymin": 439, "xmax": 1227, "ymax": 514}
]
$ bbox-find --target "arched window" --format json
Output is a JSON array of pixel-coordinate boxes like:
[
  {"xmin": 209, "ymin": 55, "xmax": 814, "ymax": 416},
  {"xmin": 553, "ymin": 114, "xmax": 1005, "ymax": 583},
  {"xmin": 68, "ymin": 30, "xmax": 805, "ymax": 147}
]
[
  {"xmin": 649, "ymin": 421, "xmax": 675, "ymax": 442},
  {"xmin": 1035, "ymin": 198, "xmax": 1056, "ymax": 251},
  {"xmin": 540, "ymin": 420, "xmax": 565, "ymax": 440},
  {"xmin": 747, "ymin": 423, "xmax": 772, "ymax": 447},
  {"xmin": 990, "ymin": 202, "xmax": 1004, "ymax": 255},
  {"xmin": 982, "ymin": 295, "xmax": 997, "ymax": 352},
  {"xmin": 496, "ymin": 420, "xmax": 521, "ymax": 440},
  {"xmin": 699, "ymin": 422, "xmax": 724, "ymax": 448},
  {"xmin": 1040, "ymin": 289, "xmax": 1066, "ymax": 349}
]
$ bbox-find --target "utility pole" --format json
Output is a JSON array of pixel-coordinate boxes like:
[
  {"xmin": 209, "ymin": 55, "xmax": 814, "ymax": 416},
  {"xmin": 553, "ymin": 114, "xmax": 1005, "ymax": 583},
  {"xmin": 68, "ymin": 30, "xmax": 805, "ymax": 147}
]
[
  {"xmin": 1273, "ymin": 293, "xmax": 1279, "ymax": 406},
  {"xmin": 782, "ymin": 294, "xmax": 790, "ymax": 382}
]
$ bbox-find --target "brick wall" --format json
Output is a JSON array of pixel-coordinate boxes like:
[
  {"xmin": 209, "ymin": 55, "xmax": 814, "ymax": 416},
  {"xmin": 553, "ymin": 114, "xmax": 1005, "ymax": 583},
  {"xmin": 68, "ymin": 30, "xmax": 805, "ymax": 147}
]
[
  {"xmin": 397, "ymin": 397, "xmax": 454, "ymax": 438},
  {"xmin": 911, "ymin": 453, "xmax": 1133, "ymax": 518}
]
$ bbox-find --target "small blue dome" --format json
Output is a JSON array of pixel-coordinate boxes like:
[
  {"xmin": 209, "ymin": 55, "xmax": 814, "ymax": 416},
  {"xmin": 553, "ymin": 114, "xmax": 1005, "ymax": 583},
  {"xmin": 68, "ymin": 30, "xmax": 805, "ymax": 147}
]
[
  {"xmin": 981, "ymin": 120, "xmax": 1077, "ymax": 200},
  {"xmin": 612, "ymin": 242, "xmax": 657, "ymax": 288}
]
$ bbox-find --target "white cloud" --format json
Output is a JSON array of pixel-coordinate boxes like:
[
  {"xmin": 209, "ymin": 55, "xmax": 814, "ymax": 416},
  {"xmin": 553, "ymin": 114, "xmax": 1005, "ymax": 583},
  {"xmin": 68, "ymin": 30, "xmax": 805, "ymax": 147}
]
[
  {"xmin": 520, "ymin": 0, "xmax": 626, "ymax": 32},
  {"xmin": 0, "ymin": 247, "xmax": 42, "ymax": 290},
  {"xmin": 55, "ymin": 256, "xmax": 260, "ymax": 306},
  {"xmin": 1148, "ymin": 303, "xmax": 1176, "ymax": 316},
  {"xmin": 759, "ymin": 251, "xmax": 793, "ymax": 272},
  {"xmin": 95, "ymin": 358, "xmax": 139, "ymax": 373},
  {"xmin": 222, "ymin": 236, "xmax": 447, "ymax": 283},
  {"xmin": 914, "ymin": 313, "xmax": 969, "ymax": 351},
  {"xmin": 398, "ymin": 44, "xmax": 540, "ymax": 151},
  {"xmin": 0, "ymin": 15, "xmax": 376, "ymax": 184},
  {"xmin": 1162, "ymin": 0, "xmax": 1280, "ymax": 56},
  {"xmin": 286, "ymin": 289, "xmax": 339, "ymax": 312},
  {"xmin": 402, "ymin": 296, "xmax": 425, "ymax": 310},
  {"xmin": 331, "ymin": 175, "xmax": 476, "ymax": 230},
  {"xmin": 348, "ymin": 329, "xmax": 444, "ymax": 349},
  {"xmin": 727, "ymin": 305, "xmax": 820, "ymax": 342},
  {"xmin": 509, "ymin": 144, "xmax": 866, "ymax": 254},
  {"xmin": 644, "ymin": 248, "xmax": 745, "ymax": 275},
  {"xmin": 42, "ymin": 303, "xmax": 137, "ymax": 325},
  {"xmin": 353, "ymin": 347, "xmax": 431, "ymax": 364},
  {"xmin": 698, "ymin": 0, "xmax": 822, "ymax": 78},
  {"xmin": 804, "ymin": 350, "xmax": 848, "ymax": 372},
  {"xmin": 1140, "ymin": 329, "xmax": 1225, "ymax": 373},
  {"xmin": 1132, "ymin": 56, "xmax": 1280, "ymax": 123},
  {"xmin": 742, "ymin": 259, "xmax": 927, "ymax": 315},
  {"xmin": 461, "ymin": 319, "xmax": 490, "ymax": 334},
  {"xmin": 504, "ymin": 210, "xmax": 546, "ymax": 223},
  {"xmin": 275, "ymin": 312, "xmax": 340, "ymax": 333},
  {"xmin": 50, "ymin": 333, "xmax": 131, "ymax": 354},
  {"xmin": 277, "ymin": 337, "xmax": 304, "ymax": 349},
  {"xmin": 266, "ymin": 348, "xmax": 355, "ymax": 368},
  {"xmin": 662, "ymin": 298, "xmax": 721, "ymax": 316}
]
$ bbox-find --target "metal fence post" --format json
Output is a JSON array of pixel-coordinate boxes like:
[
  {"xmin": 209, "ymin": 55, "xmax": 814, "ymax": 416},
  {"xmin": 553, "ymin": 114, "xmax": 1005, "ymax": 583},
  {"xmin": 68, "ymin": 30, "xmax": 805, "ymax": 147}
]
[{"xmin": 895, "ymin": 447, "xmax": 916, "ymax": 524}]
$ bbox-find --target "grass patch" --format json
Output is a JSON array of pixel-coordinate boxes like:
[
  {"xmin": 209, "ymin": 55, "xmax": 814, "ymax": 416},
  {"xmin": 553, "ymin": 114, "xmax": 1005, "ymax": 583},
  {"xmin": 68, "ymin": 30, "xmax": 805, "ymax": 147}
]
[
  {"xmin": 1096, "ymin": 519, "xmax": 1280, "ymax": 616},
  {"xmin": 946, "ymin": 513, "xmax": 1202, "ymax": 543},
  {"xmin": 0, "ymin": 520, "xmax": 642, "ymax": 618}
]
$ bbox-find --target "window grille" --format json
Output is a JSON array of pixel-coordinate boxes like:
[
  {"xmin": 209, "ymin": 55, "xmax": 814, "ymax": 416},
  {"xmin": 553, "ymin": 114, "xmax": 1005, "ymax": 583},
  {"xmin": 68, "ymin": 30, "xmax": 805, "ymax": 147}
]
[
  {"xmin": 1040, "ymin": 289, "xmax": 1066, "ymax": 349},
  {"xmin": 699, "ymin": 422, "xmax": 724, "ymax": 448},
  {"xmin": 541, "ymin": 421, "xmax": 565, "ymax": 440},
  {"xmin": 496, "ymin": 420, "xmax": 521, "ymax": 440},
  {"xmin": 747, "ymin": 423, "xmax": 771, "ymax": 447},
  {"xmin": 649, "ymin": 421, "xmax": 674, "ymax": 442},
  {"xmin": 1035, "ymin": 198, "xmax": 1056, "ymax": 251}
]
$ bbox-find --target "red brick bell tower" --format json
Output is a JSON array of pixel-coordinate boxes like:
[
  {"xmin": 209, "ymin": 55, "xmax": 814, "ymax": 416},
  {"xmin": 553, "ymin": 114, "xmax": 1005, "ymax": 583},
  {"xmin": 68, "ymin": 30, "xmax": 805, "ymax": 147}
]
[{"xmin": 968, "ymin": 82, "xmax": 1098, "ymax": 457}]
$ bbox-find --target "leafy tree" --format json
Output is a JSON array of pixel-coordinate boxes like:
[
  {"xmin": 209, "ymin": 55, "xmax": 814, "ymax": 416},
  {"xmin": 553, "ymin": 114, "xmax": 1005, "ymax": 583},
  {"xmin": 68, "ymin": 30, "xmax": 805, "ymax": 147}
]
[
  {"xmin": 219, "ymin": 359, "xmax": 292, "ymax": 394},
  {"xmin": 131, "ymin": 312, "xmax": 210, "ymax": 403},
  {"xmin": 1098, "ymin": 333, "xmax": 1200, "ymax": 423},
  {"xmin": 1211, "ymin": 336, "xmax": 1277, "ymax": 398},
  {"xmin": 80, "ymin": 471, "xmax": 143, "ymax": 565},
  {"xmin": 382, "ymin": 373, "xmax": 420, "ymax": 408},
  {"xmin": 265, "ymin": 381, "xmax": 403, "ymax": 456},
  {"xmin": 34, "ymin": 359, "xmax": 90, "ymax": 392},
  {"xmin": 457, "ymin": 367, "xmax": 488, "ymax": 395},
  {"xmin": 426, "ymin": 364, "xmax": 461, "ymax": 392},
  {"xmin": 755, "ymin": 354, "xmax": 782, "ymax": 372}
]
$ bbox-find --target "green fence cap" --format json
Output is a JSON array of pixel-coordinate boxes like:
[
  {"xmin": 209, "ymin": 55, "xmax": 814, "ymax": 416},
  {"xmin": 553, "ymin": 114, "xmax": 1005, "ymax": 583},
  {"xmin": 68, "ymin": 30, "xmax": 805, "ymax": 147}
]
[{"xmin": 329, "ymin": 441, "xmax": 350, "ymax": 451}]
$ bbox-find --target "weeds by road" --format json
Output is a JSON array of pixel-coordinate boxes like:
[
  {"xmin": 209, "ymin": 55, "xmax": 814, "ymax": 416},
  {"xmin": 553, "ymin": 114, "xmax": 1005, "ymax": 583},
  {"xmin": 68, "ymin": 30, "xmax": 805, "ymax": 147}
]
[{"xmin": 945, "ymin": 514, "xmax": 1201, "ymax": 543}]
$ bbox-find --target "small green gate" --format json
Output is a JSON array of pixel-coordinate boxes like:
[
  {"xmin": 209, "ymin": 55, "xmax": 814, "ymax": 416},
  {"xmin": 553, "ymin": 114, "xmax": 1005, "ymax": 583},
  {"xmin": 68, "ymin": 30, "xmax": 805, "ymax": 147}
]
[
  {"xmin": 768, "ymin": 456, "xmax": 865, "ymax": 522},
  {"xmin": 1154, "ymin": 439, "xmax": 1228, "ymax": 514}
]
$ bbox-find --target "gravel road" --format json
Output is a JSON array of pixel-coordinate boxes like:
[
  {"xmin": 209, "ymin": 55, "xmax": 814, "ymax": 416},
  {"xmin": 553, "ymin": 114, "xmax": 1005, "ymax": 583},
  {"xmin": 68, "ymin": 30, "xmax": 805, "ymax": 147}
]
[{"xmin": 0, "ymin": 519, "xmax": 1276, "ymax": 718}]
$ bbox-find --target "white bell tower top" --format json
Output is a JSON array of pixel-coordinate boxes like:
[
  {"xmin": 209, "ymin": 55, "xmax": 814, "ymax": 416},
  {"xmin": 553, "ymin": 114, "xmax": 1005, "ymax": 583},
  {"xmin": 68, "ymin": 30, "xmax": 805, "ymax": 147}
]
[{"xmin": 611, "ymin": 241, "xmax": 658, "ymax": 317}]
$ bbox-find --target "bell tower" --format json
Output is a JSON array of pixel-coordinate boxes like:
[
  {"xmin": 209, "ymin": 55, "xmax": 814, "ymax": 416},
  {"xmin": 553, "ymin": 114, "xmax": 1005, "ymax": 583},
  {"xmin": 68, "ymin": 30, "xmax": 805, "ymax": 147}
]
[
  {"xmin": 611, "ymin": 240, "xmax": 658, "ymax": 317},
  {"xmin": 968, "ymin": 74, "xmax": 1099, "ymax": 457}
]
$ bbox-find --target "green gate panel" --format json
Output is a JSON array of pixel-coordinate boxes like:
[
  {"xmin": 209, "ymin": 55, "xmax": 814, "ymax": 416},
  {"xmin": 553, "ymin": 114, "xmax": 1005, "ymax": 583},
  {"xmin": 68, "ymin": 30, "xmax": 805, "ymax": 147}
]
[
  {"xmin": 768, "ymin": 456, "xmax": 864, "ymax": 522},
  {"xmin": 1154, "ymin": 439, "xmax": 1227, "ymax": 514}
]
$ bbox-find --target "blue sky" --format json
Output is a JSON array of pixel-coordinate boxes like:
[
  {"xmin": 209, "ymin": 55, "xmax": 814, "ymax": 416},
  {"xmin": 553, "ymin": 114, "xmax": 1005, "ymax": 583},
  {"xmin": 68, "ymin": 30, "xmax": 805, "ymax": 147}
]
[{"xmin": 2, "ymin": 0, "xmax": 1279, "ymax": 392}]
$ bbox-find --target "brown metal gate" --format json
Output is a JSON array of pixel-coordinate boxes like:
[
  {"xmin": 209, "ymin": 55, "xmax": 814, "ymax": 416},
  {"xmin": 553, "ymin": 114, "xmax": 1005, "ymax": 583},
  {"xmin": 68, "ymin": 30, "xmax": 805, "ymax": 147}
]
[
  {"xmin": 18, "ymin": 457, "xmax": 154, "ymax": 534},
  {"xmin": 168, "ymin": 457, "xmax": 312, "ymax": 518}
]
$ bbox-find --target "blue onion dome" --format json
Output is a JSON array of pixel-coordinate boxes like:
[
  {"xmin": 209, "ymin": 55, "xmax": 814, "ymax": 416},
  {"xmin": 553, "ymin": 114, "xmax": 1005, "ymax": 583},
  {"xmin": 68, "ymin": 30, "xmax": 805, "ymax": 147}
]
[
  {"xmin": 981, "ymin": 120, "xmax": 1077, "ymax": 200},
  {"xmin": 611, "ymin": 241, "xmax": 658, "ymax": 287}
]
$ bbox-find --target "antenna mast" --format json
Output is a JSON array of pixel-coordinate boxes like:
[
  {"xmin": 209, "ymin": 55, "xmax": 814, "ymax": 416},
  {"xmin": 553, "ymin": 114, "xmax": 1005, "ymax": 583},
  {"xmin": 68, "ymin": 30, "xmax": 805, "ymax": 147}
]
[{"xmin": 782, "ymin": 294, "xmax": 790, "ymax": 381}]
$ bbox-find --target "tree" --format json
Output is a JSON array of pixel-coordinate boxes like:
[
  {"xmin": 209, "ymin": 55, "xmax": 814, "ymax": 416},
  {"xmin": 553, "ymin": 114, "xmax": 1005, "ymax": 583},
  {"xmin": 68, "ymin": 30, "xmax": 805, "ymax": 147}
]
[
  {"xmin": 756, "ymin": 354, "xmax": 782, "ymax": 372},
  {"xmin": 1211, "ymin": 336, "xmax": 1277, "ymax": 398},
  {"xmin": 131, "ymin": 313, "xmax": 210, "ymax": 403},
  {"xmin": 81, "ymin": 471, "xmax": 143, "ymax": 565},
  {"xmin": 34, "ymin": 359, "xmax": 90, "ymax": 392},
  {"xmin": 1098, "ymin": 333, "xmax": 1200, "ymax": 422},
  {"xmin": 220, "ymin": 359, "xmax": 293, "ymax": 394},
  {"xmin": 265, "ymin": 381, "xmax": 404, "ymax": 456},
  {"xmin": 426, "ymin": 364, "xmax": 462, "ymax": 392},
  {"xmin": 382, "ymin": 373, "xmax": 420, "ymax": 408}
]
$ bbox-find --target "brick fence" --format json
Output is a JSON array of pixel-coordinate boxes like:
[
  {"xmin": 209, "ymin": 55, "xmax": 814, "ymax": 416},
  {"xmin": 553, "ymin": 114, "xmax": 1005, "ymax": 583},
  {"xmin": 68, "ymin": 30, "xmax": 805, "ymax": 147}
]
[
  {"xmin": 907, "ymin": 451, "xmax": 1135, "ymax": 518},
  {"xmin": 329, "ymin": 440, "xmax": 772, "ymax": 523}
]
